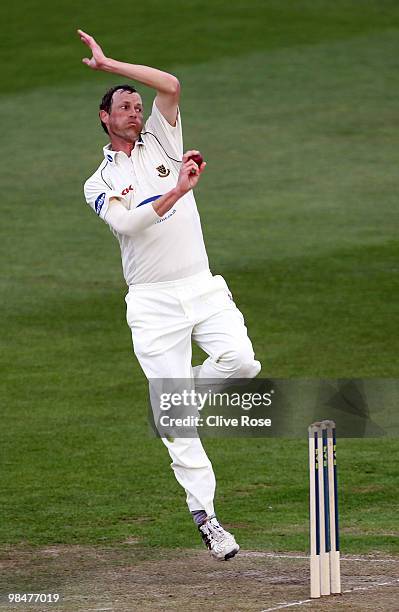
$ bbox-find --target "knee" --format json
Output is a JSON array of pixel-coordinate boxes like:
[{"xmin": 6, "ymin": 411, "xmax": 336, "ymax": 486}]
[
  {"xmin": 217, "ymin": 346, "xmax": 261, "ymax": 379},
  {"xmin": 239, "ymin": 357, "xmax": 261, "ymax": 378}
]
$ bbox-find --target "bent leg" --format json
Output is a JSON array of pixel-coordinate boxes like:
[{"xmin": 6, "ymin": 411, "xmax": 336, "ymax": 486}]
[{"xmin": 192, "ymin": 275, "xmax": 261, "ymax": 382}]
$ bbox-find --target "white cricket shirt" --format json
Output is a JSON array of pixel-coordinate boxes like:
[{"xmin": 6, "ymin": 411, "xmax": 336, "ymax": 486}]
[{"xmin": 84, "ymin": 100, "xmax": 209, "ymax": 285}]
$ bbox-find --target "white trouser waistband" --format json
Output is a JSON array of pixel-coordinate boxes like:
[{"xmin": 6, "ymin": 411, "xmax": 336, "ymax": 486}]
[{"xmin": 128, "ymin": 268, "xmax": 212, "ymax": 292}]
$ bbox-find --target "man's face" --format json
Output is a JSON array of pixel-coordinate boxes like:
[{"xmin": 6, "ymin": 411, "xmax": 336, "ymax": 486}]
[{"xmin": 100, "ymin": 90, "xmax": 144, "ymax": 142}]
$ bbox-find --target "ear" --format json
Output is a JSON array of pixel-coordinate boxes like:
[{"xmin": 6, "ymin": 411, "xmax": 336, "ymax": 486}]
[{"xmin": 99, "ymin": 109, "xmax": 109, "ymax": 127}]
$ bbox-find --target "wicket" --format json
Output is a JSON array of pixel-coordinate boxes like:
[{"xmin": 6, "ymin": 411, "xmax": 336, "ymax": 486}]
[{"xmin": 308, "ymin": 420, "xmax": 341, "ymax": 598}]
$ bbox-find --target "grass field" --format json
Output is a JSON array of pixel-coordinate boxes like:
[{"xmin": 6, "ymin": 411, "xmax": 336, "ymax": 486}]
[{"xmin": 1, "ymin": 1, "xmax": 399, "ymax": 609}]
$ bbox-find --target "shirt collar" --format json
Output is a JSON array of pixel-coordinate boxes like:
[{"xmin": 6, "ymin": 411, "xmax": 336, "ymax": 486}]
[{"xmin": 103, "ymin": 135, "xmax": 145, "ymax": 164}]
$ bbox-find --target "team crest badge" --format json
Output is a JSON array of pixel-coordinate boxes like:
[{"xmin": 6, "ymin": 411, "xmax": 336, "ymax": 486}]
[{"xmin": 156, "ymin": 164, "xmax": 170, "ymax": 177}]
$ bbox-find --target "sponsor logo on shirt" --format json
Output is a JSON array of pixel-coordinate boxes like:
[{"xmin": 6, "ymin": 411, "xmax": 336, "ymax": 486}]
[
  {"xmin": 156, "ymin": 164, "xmax": 170, "ymax": 178},
  {"xmin": 157, "ymin": 209, "xmax": 176, "ymax": 223},
  {"xmin": 95, "ymin": 192, "xmax": 106, "ymax": 215},
  {"xmin": 121, "ymin": 185, "xmax": 134, "ymax": 196}
]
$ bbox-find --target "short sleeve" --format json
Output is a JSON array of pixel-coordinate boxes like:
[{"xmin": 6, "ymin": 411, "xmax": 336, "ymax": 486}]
[
  {"xmin": 144, "ymin": 100, "xmax": 183, "ymax": 161},
  {"xmin": 84, "ymin": 174, "xmax": 125, "ymax": 221}
]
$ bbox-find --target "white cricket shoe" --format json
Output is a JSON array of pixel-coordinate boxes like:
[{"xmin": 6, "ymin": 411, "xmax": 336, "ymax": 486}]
[{"xmin": 199, "ymin": 516, "xmax": 240, "ymax": 561}]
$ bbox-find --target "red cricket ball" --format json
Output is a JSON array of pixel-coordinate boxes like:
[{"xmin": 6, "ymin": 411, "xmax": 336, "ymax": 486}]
[{"xmin": 188, "ymin": 153, "xmax": 204, "ymax": 167}]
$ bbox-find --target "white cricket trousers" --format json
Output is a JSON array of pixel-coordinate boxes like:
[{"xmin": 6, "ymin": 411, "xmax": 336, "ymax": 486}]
[{"xmin": 125, "ymin": 270, "xmax": 261, "ymax": 516}]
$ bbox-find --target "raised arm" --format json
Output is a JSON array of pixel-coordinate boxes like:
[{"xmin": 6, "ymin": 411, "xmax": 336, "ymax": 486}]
[{"xmin": 77, "ymin": 29, "xmax": 180, "ymax": 126}]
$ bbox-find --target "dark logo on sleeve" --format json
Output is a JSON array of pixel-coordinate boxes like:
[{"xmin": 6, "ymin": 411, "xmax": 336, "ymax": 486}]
[
  {"xmin": 95, "ymin": 192, "xmax": 106, "ymax": 215},
  {"xmin": 156, "ymin": 164, "xmax": 170, "ymax": 177}
]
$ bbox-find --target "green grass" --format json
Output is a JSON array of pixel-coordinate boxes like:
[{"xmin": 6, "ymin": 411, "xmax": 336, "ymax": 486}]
[
  {"xmin": 2, "ymin": 0, "xmax": 399, "ymax": 94},
  {"xmin": 1, "ymin": 1, "xmax": 398, "ymax": 555}
]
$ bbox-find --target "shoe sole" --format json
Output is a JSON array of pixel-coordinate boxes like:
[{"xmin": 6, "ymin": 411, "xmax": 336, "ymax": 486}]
[
  {"xmin": 224, "ymin": 546, "xmax": 240, "ymax": 561},
  {"xmin": 224, "ymin": 550, "xmax": 239, "ymax": 561}
]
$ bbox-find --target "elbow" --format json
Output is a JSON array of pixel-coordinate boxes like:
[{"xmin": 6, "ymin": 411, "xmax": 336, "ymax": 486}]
[
  {"xmin": 116, "ymin": 227, "xmax": 136, "ymax": 238},
  {"xmin": 168, "ymin": 76, "xmax": 180, "ymax": 97},
  {"xmin": 112, "ymin": 221, "xmax": 136, "ymax": 238}
]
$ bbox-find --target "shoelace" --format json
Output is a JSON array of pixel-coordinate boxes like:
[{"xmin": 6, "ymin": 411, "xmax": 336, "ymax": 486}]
[{"xmin": 204, "ymin": 520, "xmax": 226, "ymax": 542}]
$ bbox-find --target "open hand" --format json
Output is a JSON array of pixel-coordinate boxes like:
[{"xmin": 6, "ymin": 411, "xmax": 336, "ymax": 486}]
[{"xmin": 77, "ymin": 29, "xmax": 107, "ymax": 70}]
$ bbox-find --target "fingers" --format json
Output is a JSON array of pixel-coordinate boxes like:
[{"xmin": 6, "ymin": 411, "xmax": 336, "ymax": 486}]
[
  {"xmin": 185, "ymin": 160, "xmax": 199, "ymax": 176},
  {"xmin": 189, "ymin": 161, "xmax": 206, "ymax": 175},
  {"xmin": 178, "ymin": 152, "xmax": 206, "ymax": 192},
  {"xmin": 77, "ymin": 29, "xmax": 90, "ymax": 40},
  {"xmin": 185, "ymin": 161, "xmax": 199, "ymax": 175},
  {"xmin": 77, "ymin": 29, "xmax": 95, "ymax": 48},
  {"xmin": 181, "ymin": 159, "xmax": 207, "ymax": 178},
  {"xmin": 191, "ymin": 162, "xmax": 206, "ymax": 180},
  {"xmin": 182, "ymin": 149, "xmax": 201, "ymax": 163}
]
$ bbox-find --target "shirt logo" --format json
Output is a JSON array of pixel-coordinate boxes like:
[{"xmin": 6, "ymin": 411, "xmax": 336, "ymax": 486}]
[
  {"xmin": 157, "ymin": 209, "xmax": 176, "ymax": 223},
  {"xmin": 95, "ymin": 192, "xmax": 106, "ymax": 215},
  {"xmin": 156, "ymin": 164, "xmax": 170, "ymax": 178},
  {"xmin": 121, "ymin": 185, "xmax": 134, "ymax": 196}
]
